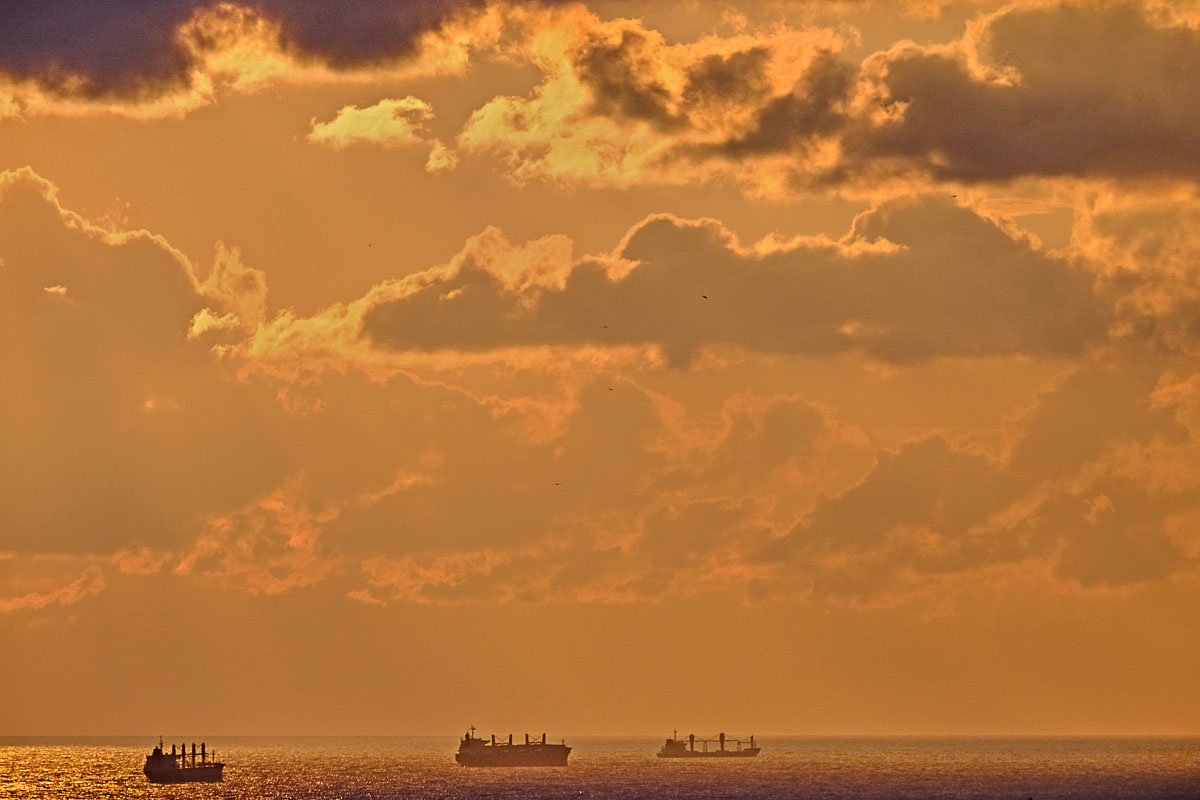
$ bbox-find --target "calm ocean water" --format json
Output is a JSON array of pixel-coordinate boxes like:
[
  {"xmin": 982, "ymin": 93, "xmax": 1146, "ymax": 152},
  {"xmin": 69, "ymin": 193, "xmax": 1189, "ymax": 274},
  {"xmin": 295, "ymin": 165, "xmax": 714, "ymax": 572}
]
[{"xmin": 1, "ymin": 736, "xmax": 1196, "ymax": 799}]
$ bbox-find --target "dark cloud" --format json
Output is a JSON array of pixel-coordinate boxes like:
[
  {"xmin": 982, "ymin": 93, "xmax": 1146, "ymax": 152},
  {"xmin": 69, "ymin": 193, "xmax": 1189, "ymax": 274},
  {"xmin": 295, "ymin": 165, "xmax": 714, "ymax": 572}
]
[
  {"xmin": 0, "ymin": 0, "xmax": 199, "ymax": 96},
  {"xmin": 0, "ymin": 0, "xmax": 544, "ymax": 97},
  {"xmin": 361, "ymin": 197, "xmax": 1108, "ymax": 364},
  {"xmin": 575, "ymin": 36, "xmax": 791, "ymax": 136},
  {"xmin": 681, "ymin": 47, "xmax": 772, "ymax": 109},
  {"xmin": 575, "ymin": 27, "xmax": 684, "ymax": 131},
  {"xmin": 569, "ymin": 33, "xmax": 852, "ymax": 148},
  {"xmin": 709, "ymin": 50, "xmax": 852, "ymax": 158},
  {"xmin": 572, "ymin": 38, "xmax": 851, "ymax": 157},
  {"xmin": 470, "ymin": 2, "xmax": 1200, "ymax": 189},
  {"xmin": 260, "ymin": 0, "xmax": 487, "ymax": 67},
  {"xmin": 844, "ymin": 4, "xmax": 1200, "ymax": 181}
]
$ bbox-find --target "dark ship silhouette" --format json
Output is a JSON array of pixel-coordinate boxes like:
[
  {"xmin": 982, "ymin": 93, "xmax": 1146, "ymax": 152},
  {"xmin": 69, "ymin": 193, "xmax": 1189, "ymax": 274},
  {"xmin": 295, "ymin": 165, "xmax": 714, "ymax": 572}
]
[
  {"xmin": 455, "ymin": 727, "xmax": 571, "ymax": 766},
  {"xmin": 657, "ymin": 731, "xmax": 760, "ymax": 758},
  {"xmin": 143, "ymin": 738, "xmax": 224, "ymax": 783}
]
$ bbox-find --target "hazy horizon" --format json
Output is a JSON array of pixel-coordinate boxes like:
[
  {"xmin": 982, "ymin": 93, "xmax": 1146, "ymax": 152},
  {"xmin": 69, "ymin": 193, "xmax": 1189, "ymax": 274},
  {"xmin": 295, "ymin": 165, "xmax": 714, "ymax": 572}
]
[{"xmin": 5, "ymin": 732, "xmax": 1200, "ymax": 741}]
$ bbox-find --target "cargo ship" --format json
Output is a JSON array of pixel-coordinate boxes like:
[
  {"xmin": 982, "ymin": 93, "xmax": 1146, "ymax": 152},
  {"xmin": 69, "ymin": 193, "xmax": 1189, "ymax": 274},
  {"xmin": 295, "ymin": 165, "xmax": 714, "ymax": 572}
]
[
  {"xmin": 455, "ymin": 727, "xmax": 571, "ymax": 766},
  {"xmin": 657, "ymin": 731, "xmax": 760, "ymax": 758},
  {"xmin": 143, "ymin": 738, "xmax": 224, "ymax": 783}
]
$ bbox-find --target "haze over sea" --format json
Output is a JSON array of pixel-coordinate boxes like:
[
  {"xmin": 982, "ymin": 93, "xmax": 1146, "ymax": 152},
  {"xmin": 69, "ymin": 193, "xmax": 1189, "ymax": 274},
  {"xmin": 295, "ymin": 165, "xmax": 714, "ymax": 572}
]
[{"xmin": 1, "ymin": 735, "xmax": 1197, "ymax": 799}]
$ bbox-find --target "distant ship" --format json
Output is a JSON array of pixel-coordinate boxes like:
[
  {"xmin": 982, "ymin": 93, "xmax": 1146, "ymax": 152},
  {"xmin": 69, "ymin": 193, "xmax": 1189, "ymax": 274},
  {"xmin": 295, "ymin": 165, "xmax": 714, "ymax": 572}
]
[
  {"xmin": 455, "ymin": 727, "xmax": 571, "ymax": 766},
  {"xmin": 657, "ymin": 731, "xmax": 760, "ymax": 758},
  {"xmin": 143, "ymin": 738, "xmax": 224, "ymax": 783}
]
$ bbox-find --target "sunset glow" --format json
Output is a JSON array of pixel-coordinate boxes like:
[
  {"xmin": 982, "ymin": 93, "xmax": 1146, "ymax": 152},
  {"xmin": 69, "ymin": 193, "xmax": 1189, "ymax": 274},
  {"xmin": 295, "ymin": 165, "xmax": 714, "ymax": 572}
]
[{"xmin": 2, "ymin": 0, "xmax": 1199, "ymax": 737}]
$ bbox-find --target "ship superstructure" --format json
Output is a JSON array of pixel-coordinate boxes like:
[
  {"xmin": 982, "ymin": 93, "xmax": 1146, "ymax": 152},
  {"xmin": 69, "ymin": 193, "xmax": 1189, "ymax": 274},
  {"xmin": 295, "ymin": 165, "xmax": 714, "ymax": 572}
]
[
  {"xmin": 143, "ymin": 738, "xmax": 224, "ymax": 783},
  {"xmin": 657, "ymin": 731, "xmax": 760, "ymax": 758},
  {"xmin": 455, "ymin": 727, "xmax": 571, "ymax": 767}
]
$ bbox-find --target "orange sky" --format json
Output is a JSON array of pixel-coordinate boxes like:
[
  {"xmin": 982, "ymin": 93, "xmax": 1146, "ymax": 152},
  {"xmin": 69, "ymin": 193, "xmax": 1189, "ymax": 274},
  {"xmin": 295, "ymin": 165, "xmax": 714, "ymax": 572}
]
[{"xmin": 2, "ymin": 0, "xmax": 1199, "ymax": 736}]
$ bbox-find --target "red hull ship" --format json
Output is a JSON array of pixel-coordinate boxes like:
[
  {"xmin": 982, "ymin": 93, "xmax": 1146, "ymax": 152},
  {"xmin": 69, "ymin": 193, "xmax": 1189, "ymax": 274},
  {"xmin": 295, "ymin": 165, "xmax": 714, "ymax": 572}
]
[
  {"xmin": 455, "ymin": 728, "xmax": 571, "ymax": 766},
  {"xmin": 143, "ymin": 739, "xmax": 224, "ymax": 783}
]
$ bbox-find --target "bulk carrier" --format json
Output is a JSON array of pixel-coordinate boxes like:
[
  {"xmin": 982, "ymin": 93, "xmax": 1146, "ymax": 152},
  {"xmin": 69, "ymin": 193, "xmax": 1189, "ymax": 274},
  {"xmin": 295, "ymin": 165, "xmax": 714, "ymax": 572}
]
[
  {"xmin": 657, "ymin": 731, "xmax": 760, "ymax": 758},
  {"xmin": 455, "ymin": 727, "xmax": 571, "ymax": 766},
  {"xmin": 143, "ymin": 738, "xmax": 224, "ymax": 782}
]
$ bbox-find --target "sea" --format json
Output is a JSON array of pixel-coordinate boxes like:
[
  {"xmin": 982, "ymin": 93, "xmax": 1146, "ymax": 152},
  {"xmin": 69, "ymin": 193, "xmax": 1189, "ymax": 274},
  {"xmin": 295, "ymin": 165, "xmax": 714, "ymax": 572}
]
[{"xmin": 1, "ymin": 735, "xmax": 1197, "ymax": 799}]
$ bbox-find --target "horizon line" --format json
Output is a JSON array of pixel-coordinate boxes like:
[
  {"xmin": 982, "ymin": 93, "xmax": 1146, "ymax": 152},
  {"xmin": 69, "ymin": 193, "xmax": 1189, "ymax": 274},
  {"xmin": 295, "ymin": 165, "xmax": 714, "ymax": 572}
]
[{"xmin": 4, "ymin": 731, "xmax": 1199, "ymax": 739}]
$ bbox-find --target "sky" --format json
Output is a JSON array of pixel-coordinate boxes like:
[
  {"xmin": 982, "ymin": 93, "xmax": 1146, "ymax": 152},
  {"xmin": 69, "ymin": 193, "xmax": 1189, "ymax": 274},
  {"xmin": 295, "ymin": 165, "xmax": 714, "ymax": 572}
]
[{"xmin": 2, "ymin": 0, "xmax": 1199, "ymax": 737}]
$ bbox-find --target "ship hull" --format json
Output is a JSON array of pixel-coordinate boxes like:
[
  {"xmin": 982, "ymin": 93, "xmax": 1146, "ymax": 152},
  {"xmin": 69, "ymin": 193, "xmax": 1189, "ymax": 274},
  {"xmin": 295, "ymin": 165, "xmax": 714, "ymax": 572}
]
[
  {"xmin": 456, "ymin": 745, "xmax": 571, "ymax": 767},
  {"xmin": 657, "ymin": 748, "xmax": 760, "ymax": 758},
  {"xmin": 144, "ymin": 765, "xmax": 224, "ymax": 783}
]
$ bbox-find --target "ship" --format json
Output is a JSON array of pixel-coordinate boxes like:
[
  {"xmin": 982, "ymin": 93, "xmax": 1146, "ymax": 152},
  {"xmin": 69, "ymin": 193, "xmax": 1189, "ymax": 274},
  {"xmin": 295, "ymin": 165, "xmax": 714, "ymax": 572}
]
[
  {"xmin": 455, "ymin": 727, "xmax": 571, "ymax": 767},
  {"xmin": 143, "ymin": 738, "xmax": 224, "ymax": 783},
  {"xmin": 657, "ymin": 731, "xmax": 760, "ymax": 758}
]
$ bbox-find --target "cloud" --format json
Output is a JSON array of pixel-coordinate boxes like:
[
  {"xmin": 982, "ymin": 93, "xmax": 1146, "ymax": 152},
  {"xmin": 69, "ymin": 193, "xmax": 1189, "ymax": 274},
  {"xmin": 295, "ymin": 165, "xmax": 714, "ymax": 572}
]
[
  {"xmin": 0, "ymin": 168, "xmax": 291, "ymax": 554},
  {"xmin": 25, "ymin": 164, "xmax": 1157, "ymax": 609},
  {"xmin": 195, "ymin": 241, "xmax": 268, "ymax": 330},
  {"xmin": 456, "ymin": 2, "xmax": 1200, "ymax": 194},
  {"xmin": 0, "ymin": 0, "xmax": 509, "ymax": 117},
  {"xmin": 350, "ymin": 497, "xmax": 776, "ymax": 606},
  {"xmin": 307, "ymin": 96, "xmax": 435, "ymax": 150},
  {"xmin": 175, "ymin": 477, "xmax": 340, "ymax": 595},
  {"xmin": 458, "ymin": 7, "xmax": 848, "ymax": 193},
  {"xmin": 1068, "ymin": 187, "xmax": 1200, "ymax": 356},
  {"xmin": 760, "ymin": 357, "xmax": 1200, "ymax": 603},
  {"xmin": 360, "ymin": 197, "xmax": 1108, "ymax": 365},
  {"xmin": 16, "ymin": 0, "xmax": 1200, "ymax": 192},
  {"xmin": 0, "ymin": 566, "xmax": 105, "ymax": 614},
  {"xmin": 338, "ymin": 355, "xmax": 1200, "ymax": 607},
  {"xmin": 0, "ymin": 0, "xmax": 490, "ymax": 96},
  {"xmin": 328, "ymin": 350, "xmax": 1200, "ymax": 609},
  {"xmin": 425, "ymin": 139, "xmax": 459, "ymax": 173},
  {"xmin": 6, "ymin": 155, "xmax": 1199, "ymax": 616},
  {"xmin": 355, "ymin": 549, "xmax": 523, "ymax": 605},
  {"xmin": 0, "ymin": 0, "xmax": 200, "ymax": 97},
  {"xmin": 112, "ymin": 547, "xmax": 174, "ymax": 576},
  {"xmin": 842, "ymin": 3, "xmax": 1200, "ymax": 183}
]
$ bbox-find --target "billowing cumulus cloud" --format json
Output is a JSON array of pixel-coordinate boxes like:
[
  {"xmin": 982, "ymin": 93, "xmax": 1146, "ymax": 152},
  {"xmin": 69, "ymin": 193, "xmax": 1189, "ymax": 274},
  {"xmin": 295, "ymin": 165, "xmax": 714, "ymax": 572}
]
[
  {"xmin": 14, "ymin": 0, "xmax": 1200, "ymax": 193},
  {"xmin": 308, "ymin": 96, "xmax": 435, "ymax": 150},
  {"xmin": 843, "ymin": 3, "xmax": 1200, "ymax": 183},
  {"xmin": 305, "ymin": 95, "xmax": 461, "ymax": 172},
  {"xmin": 360, "ymin": 197, "xmax": 1108, "ymax": 365},
  {"xmin": 459, "ymin": 7, "xmax": 848, "ymax": 193},
  {"xmin": 425, "ymin": 139, "xmax": 459, "ymax": 172},
  {"xmin": 12, "ymin": 163, "xmax": 1197, "ymax": 615},
  {"xmin": 455, "ymin": 2, "xmax": 1200, "ymax": 193}
]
